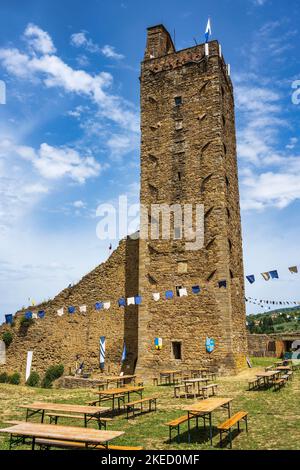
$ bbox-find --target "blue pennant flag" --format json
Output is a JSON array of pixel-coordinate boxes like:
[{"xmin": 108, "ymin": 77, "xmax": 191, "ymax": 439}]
[
  {"xmin": 38, "ymin": 310, "xmax": 45, "ymax": 319},
  {"xmin": 165, "ymin": 290, "xmax": 174, "ymax": 300},
  {"xmin": 68, "ymin": 306, "xmax": 75, "ymax": 314},
  {"xmin": 246, "ymin": 275, "xmax": 255, "ymax": 284},
  {"xmin": 218, "ymin": 280, "xmax": 227, "ymax": 289},
  {"xmin": 134, "ymin": 296, "xmax": 142, "ymax": 305},
  {"xmin": 192, "ymin": 285, "xmax": 201, "ymax": 294},
  {"xmin": 95, "ymin": 302, "xmax": 103, "ymax": 310},
  {"xmin": 5, "ymin": 314, "xmax": 13, "ymax": 325},
  {"xmin": 118, "ymin": 298, "xmax": 126, "ymax": 307},
  {"xmin": 270, "ymin": 270, "xmax": 279, "ymax": 279},
  {"xmin": 25, "ymin": 311, "xmax": 32, "ymax": 320}
]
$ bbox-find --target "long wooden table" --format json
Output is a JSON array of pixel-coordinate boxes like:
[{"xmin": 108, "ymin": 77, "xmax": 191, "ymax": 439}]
[
  {"xmin": 98, "ymin": 375, "xmax": 136, "ymax": 389},
  {"xmin": 0, "ymin": 422, "xmax": 124, "ymax": 450},
  {"xmin": 256, "ymin": 370, "xmax": 280, "ymax": 386},
  {"xmin": 94, "ymin": 386, "xmax": 144, "ymax": 411},
  {"xmin": 160, "ymin": 370, "xmax": 182, "ymax": 385},
  {"xmin": 183, "ymin": 378, "xmax": 210, "ymax": 395},
  {"xmin": 184, "ymin": 397, "xmax": 233, "ymax": 445},
  {"xmin": 19, "ymin": 402, "xmax": 109, "ymax": 427},
  {"xmin": 190, "ymin": 368, "xmax": 209, "ymax": 378}
]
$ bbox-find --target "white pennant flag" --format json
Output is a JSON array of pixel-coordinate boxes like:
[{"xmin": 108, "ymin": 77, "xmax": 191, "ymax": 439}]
[
  {"xmin": 57, "ymin": 307, "xmax": 64, "ymax": 317},
  {"xmin": 103, "ymin": 302, "xmax": 111, "ymax": 310},
  {"xmin": 79, "ymin": 305, "xmax": 87, "ymax": 313},
  {"xmin": 179, "ymin": 288, "xmax": 188, "ymax": 297},
  {"xmin": 127, "ymin": 297, "xmax": 135, "ymax": 306},
  {"xmin": 32, "ymin": 313, "xmax": 38, "ymax": 319},
  {"xmin": 152, "ymin": 293, "xmax": 160, "ymax": 302}
]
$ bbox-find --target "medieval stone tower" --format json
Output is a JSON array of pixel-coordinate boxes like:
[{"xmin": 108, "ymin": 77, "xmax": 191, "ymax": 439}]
[
  {"xmin": 136, "ymin": 25, "xmax": 247, "ymax": 376},
  {"xmin": 0, "ymin": 25, "xmax": 247, "ymax": 379}
]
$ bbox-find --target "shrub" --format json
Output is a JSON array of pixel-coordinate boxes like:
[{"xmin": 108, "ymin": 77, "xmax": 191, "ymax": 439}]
[
  {"xmin": 0, "ymin": 372, "xmax": 9, "ymax": 383},
  {"xmin": 41, "ymin": 364, "xmax": 64, "ymax": 389},
  {"xmin": 8, "ymin": 372, "xmax": 21, "ymax": 385},
  {"xmin": 2, "ymin": 331, "xmax": 13, "ymax": 347},
  {"xmin": 26, "ymin": 371, "xmax": 40, "ymax": 387},
  {"xmin": 19, "ymin": 317, "xmax": 34, "ymax": 329}
]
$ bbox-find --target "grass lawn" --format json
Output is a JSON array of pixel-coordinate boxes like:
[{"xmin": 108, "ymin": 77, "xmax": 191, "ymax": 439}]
[{"xmin": 0, "ymin": 357, "xmax": 299, "ymax": 451}]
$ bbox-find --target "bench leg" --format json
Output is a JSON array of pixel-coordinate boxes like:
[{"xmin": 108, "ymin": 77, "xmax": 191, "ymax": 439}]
[
  {"xmin": 245, "ymin": 416, "xmax": 248, "ymax": 433},
  {"xmin": 177, "ymin": 425, "xmax": 180, "ymax": 444},
  {"xmin": 219, "ymin": 430, "xmax": 223, "ymax": 448},
  {"xmin": 229, "ymin": 429, "xmax": 232, "ymax": 449}
]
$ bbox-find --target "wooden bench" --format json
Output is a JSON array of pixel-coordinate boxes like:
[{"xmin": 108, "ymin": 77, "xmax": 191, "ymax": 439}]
[
  {"xmin": 201, "ymin": 383, "xmax": 218, "ymax": 398},
  {"xmin": 265, "ymin": 366, "xmax": 274, "ymax": 372},
  {"xmin": 248, "ymin": 377, "xmax": 264, "ymax": 391},
  {"xmin": 217, "ymin": 411, "xmax": 248, "ymax": 448},
  {"xmin": 164, "ymin": 413, "xmax": 201, "ymax": 443},
  {"xmin": 35, "ymin": 438, "xmax": 142, "ymax": 451},
  {"xmin": 273, "ymin": 378, "xmax": 285, "ymax": 391},
  {"xmin": 45, "ymin": 413, "xmax": 112, "ymax": 429},
  {"xmin": 152, "ymin": 377, "xmax": 158, "ymax": 386},
  {"xmin": 125, "ymin": 396, "xmax": 158, "ymax": 419}
]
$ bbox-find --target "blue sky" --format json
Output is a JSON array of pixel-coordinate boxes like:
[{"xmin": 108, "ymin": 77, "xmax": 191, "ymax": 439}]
[{"xmin": 0, "ymin": 0, "xmax": 300, "ymax": 321}]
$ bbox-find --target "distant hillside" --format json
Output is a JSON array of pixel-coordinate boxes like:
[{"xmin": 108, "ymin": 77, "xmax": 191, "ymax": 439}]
[{"xmin": 247, "ymin": 306, "xmax": 300, "ymax": 334}]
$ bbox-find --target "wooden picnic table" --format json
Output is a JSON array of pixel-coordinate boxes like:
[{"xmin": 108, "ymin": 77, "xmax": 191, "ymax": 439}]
[
  {"xmin": 256, "ymin": 370, "xmax": 280, "ymax": 386},
  {"xmin": 184, "ymin": 397, "xmax": 233, "ymax": 446},
  {"xmin": 19, "ymin": 402, "xmax": 109, "ymax": 427},
  {"xmin": 276, "ymin": 366, "xmax": 292, "ymax": 371},
  {"xmin": 183, "ymin": 377, "xmax": 210, "ymax": 395},
  {"xmin": 98, "ymin": 375, "xmax": 136, "ymax": 389},
  {"xmin": 160, "ymin": 370, "xmax": 182, "ymax": 385},
  {"xmin": 94, "ymin": 386, "xmax": 144, "ymax": 411},
  {"xmin": 0, "ymin": 422, "xmax": 124, "ymax": 450},
  {"xmin": 190, "ymin": 368, "xmax": 209, "ymax": 378}
]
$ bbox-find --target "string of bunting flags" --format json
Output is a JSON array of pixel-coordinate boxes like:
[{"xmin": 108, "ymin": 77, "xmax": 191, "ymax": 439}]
[
  {"xmin": 4, "ymin": 280, "xmax": 229, "ymax": 325},
  {"xmin": 246, "ymin": 265, "xmax": 299, "ymax": 284},
  {"xmin": 245, "ymin": 296, "xmax": 300, "ymax": 308}
]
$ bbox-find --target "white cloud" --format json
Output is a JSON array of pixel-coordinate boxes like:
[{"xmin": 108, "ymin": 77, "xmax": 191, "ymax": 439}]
[
  {"xmin": 70, "ymin": 31, "xmax": 124, "ymax": 60},
  {"xmin": 17, "ymin": 142, "xmax": 102, "ymax": 183},
  {"xmin": 24, "ymin": 23, "xmax": 56, "ymax": 54},
  {"xmin": 73, "ymin": 200, "xmax": 86, "ymax": 208},
  {"xmin": 0, "ymin": 26, "xmax": 138, "ymax": 133},
  {"xmin": 101, "ymin": 45, "xmax": 124, "ymax": 60}
]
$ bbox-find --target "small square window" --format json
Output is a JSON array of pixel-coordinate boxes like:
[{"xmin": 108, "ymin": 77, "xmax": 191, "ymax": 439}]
[
  {"xmin": 177, "ymin": 262, "xmax": 188, "ymax": 274},
  {"xmin": 175, "ymin": 120, "xmax": 183, "ymax": 130},
  {"xmin": 174, "ymin": 226, "xmax": 182, "ymax": 240},
  {"xmin": 175, "ymin": 96, "xmax": 182, "ymax": 106},
  {"xmin": 172, "ymin": 341, "xmax": 182, "ymax": 360}
]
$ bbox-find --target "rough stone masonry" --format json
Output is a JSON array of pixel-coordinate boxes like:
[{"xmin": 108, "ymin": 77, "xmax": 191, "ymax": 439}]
[{"xmin": 0, "ymin": 25, "xmax": 248, "ymax": 380}]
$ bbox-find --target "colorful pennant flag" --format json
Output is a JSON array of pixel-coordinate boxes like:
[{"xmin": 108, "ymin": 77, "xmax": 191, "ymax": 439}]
[
  {"xmin": 57, "ymin": 308, "xmax": 64, "ymax": 317},
  {"xmin": 5, "ymin": 314, "xmax": 13, "ymax": 324},
  {"xmin": 154, "ymin": 337, "xmax": 162, "ymax": 350},
  {"xmin": 95, "ymin": 302, "xmax": 103, "ymax": 310},
  {"xmin": 178, "ymin": 288, "xmax": 188, "ymax": 297},
  {"xmin": 270, "ymin": 270, "xmax": 279, "ymax": 280},
  {"xmin": 68, "ymin": 306, "xmax": 75, "ymax": 314},
  {"xmin": 289, "ymin": 266, "xmax": 298, "ymax": 274},
  {"xmin": 118, "ymin": 298, "xmax": 126, "ymax": 307},
  {"xmin": 134, "ymin": 296, "xmax": 142, "ymax": 305},
  {"xmin": 261, "ymin": 272, "xmax": 270, "ymax": 281},
  {"xmin": 192, "ymin": 285, "xmax": 201, "ymax": 294},
  {"xmin": 127, "ymin": 297, "xmax": 135, "ymax": 306},
  {"xmin": 103, "ymin": 302, "xmax": 111, "ymax": 310},
  {"xmin": 218, "ymin": 280, "xmax": 227, "ymax": 289},
  {"xmin": 25, "ymin": 311, "xmax": 32, "ymax": 320},
  {"xmin": 38, "ymin": 310, "xmax": 45, "ymax": 319},
  {"xmin": 152, "ymin": 293, "xmax": 160, "ymax": 302},
  {"xmin": 246, "ymin": 275, "xmax": 255, "ymax": 284},
  {"xmin": 79, "ymin": 305, "xmax": 87, "ymax": 313},
  {"xmin": 165, "ymin": 290, "xmax": 174, "ymax": 300}
]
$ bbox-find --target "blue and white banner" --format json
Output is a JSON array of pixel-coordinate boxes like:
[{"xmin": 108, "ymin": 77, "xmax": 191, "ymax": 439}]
[
  {"xmin": 121, "ymin": 342, "xmax": 127, "ymax": 362},
  {"xmin": 205, "ymin": 18, "xmax": 212, "ymax": 43},
  {"xmin": 100, "ymin": 336, "xmax": 106, "ymax": 369}
]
